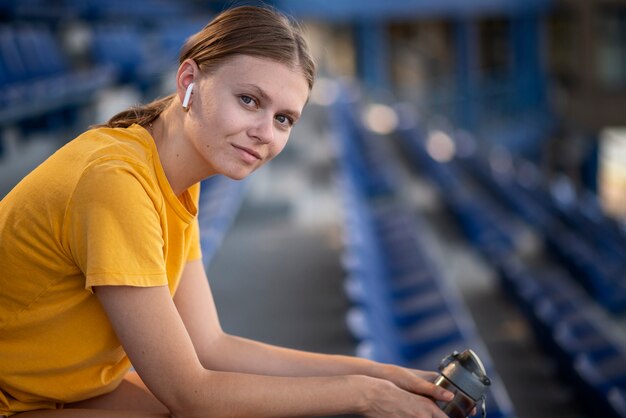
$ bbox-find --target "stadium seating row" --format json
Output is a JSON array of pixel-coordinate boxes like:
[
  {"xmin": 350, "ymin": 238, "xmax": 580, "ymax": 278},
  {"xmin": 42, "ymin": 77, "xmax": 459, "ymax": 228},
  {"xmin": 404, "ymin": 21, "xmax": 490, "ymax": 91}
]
[
  {"xmin": 330, "ymin": 90, "xmax": 516, "ymax": 418},
  {"xmin": 398, "ymin": 119, "xmax": 626, "ymax": 417},
  {"xmin": 0, "ymin": 24, "xmax": 115, "ymax": 128},
  {"xmin": 497, "ymin": 257, "xmax": 626, "ymax": 418},
  {"xmin": 462, "ymin": 154, "xmax": 626, "ymax": 314},
  {"xmin": 0, "ymin": 15, "xmax": 204, "ymax": 150},
  {"xmin": 0, "ymin": 0, "xmax": 195, "ymax": 22}
]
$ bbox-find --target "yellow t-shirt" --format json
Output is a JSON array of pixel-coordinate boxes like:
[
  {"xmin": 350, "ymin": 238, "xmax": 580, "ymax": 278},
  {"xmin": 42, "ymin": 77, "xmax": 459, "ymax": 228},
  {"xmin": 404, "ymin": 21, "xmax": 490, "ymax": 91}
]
[{"xmin": 0, "ymin": 124, "xmax": 202, "ymax": 415}]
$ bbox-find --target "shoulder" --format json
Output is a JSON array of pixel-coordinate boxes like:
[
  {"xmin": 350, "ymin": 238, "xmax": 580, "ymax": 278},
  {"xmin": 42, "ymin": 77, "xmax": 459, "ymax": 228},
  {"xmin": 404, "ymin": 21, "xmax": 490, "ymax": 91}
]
[
  {"xmin": 68, "ymin": 124, "xmax": 160, "ymax": 187},
  {"xmin": 67, "ymin": 125, "xmax": 165, "ymax": 211},
  {"xmin": 77, "ymin": 124, "xmax": 156, "ymax": 166}
]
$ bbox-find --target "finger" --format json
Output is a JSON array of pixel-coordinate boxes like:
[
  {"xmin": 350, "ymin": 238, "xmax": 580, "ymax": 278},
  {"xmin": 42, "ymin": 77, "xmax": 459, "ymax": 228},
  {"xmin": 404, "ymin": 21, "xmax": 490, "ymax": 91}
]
[
  {"xmin": 412, "ymin": 369, "xmax": 439, "ymax": 382},
  {"xmin": 386, "ymin": 366, "xmax": 453, "ymax": 402},
  {"xmin": 410, "ymin": 378, "xmax": 454, "ymax": 402}
]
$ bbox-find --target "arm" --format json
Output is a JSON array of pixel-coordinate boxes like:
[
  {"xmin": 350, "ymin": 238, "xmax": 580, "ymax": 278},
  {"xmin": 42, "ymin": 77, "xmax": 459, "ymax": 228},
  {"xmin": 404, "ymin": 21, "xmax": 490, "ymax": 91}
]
[
  {"xmin": 174, "ymin": 260, "xmax": 453, "ymax": 401},
  {"xmin": 95, "ymin": 283, "xmax": 450, "ymax": 418}
]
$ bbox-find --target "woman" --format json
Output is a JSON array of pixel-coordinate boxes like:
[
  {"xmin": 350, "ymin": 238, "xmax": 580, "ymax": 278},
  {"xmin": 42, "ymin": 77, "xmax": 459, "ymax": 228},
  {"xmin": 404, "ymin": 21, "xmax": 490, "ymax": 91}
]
[{"xmin": 0, "ymin": 5, "xmax": 454, "ymax": 418}]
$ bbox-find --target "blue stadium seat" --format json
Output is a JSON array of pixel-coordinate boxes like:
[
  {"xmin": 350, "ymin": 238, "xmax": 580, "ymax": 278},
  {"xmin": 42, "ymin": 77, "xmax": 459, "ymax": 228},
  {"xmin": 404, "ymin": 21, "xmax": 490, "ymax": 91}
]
[
  {"xmin": 0, "ymin": 25, "xmax": 115, "ymax": 129},
  {"xmin": 90, "ymin": 25, "xmax": 174, "ymax": 90},
  {"xmin": 553, "ymin": 318, "xmax": 622, "ymax": 366}
]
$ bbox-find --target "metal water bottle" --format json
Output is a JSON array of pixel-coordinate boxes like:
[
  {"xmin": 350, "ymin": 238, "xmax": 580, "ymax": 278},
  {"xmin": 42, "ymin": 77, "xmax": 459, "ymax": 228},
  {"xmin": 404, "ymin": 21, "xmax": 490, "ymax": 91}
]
[{"xmin": 433, "ymin": 349, "xmax": 491, "ymax": 418}]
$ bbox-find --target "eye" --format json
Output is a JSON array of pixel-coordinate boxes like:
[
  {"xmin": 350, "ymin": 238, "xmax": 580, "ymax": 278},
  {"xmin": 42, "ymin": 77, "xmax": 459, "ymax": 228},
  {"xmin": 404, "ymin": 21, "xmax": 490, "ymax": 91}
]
[
  {"xmin": 275, "ymin": 114, "xmax": 294, "ymax": 128},
  {"xmin": 239, "ymin": 95, "xmax": 257, "ymax": 107}
]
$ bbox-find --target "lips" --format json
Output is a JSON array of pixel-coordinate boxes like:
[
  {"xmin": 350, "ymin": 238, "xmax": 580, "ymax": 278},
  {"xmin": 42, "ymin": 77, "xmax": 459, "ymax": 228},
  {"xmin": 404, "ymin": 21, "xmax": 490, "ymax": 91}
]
[{"xmin": 232, "ymin": 143, "xmax": 262, "ymax": 162}]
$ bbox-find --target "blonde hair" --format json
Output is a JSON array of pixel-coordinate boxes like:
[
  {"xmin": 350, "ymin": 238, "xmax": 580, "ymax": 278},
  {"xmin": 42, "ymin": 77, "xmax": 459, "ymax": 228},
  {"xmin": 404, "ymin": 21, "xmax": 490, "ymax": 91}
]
[{"xmin": 101, "ymin": 5, "xmax": 315, "ymax": 129}]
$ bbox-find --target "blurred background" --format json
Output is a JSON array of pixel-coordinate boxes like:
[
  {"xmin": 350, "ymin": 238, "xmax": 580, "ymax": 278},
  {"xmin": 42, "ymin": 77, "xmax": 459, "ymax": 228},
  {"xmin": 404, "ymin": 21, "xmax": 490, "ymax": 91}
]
[{"xmin": 1, "ymin": 0, "xmax": 626, "ymax": 417}]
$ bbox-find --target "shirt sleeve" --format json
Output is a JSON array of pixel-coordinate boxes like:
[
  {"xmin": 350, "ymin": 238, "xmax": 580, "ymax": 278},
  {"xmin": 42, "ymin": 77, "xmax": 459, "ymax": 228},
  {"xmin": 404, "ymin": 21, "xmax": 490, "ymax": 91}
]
[{"xmin": 66, "ymin": 159, "xmax": 168, "ymax": 292}]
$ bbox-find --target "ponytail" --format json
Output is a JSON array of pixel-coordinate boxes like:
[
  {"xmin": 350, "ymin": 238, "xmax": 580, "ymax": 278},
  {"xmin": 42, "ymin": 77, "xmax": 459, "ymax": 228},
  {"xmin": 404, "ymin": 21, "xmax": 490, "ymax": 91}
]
[{"xmin": 93, "ymin": 94, "xmax": 175, "ymax": 129}]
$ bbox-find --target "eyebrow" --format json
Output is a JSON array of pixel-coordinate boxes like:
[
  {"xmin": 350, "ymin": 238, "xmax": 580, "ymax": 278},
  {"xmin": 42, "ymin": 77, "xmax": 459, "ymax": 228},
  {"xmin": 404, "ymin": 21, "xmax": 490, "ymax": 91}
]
[{"xmin": 240, "ymin": 83, "xmax": 302, "ymax": 121}]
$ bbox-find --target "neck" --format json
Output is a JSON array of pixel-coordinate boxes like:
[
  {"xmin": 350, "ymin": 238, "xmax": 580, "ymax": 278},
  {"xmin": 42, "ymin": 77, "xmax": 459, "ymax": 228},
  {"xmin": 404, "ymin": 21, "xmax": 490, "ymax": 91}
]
[{"xmin": 150, "ymin": 105, "xmax": 209, "ymax": 196}]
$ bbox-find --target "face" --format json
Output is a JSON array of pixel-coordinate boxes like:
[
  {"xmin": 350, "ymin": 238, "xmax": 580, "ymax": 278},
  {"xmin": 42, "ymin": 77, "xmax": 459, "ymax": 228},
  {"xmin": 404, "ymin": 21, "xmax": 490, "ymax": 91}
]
[{"xmin": 183, "ymin": 55, "xmax": 310, "ymax": 180}]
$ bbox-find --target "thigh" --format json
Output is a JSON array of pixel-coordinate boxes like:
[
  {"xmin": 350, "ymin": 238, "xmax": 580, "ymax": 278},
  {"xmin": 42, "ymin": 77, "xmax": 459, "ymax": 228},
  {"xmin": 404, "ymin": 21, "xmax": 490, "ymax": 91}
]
[
  {"xmin": 64, "ymin": 371, "xmax": 169, "ymax": 414},
  {"xmin": 10, "ymin": 372, "xmax": 171, "ymax": 417},
  {"xmin": 13, "ymin": 409, "xmax": 169, "ymax": 417}
]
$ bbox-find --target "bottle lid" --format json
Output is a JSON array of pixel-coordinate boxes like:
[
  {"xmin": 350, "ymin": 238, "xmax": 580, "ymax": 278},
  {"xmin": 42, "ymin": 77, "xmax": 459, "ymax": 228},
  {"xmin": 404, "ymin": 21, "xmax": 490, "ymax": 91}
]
[{"xmin": 438, "ymin": 349, "xmax": 491, "ymax": 401}]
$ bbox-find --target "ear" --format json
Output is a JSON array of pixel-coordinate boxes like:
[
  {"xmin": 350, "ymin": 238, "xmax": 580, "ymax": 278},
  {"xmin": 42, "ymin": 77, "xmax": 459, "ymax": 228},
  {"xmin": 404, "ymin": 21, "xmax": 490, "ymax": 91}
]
[{"xmin": 176, "ymin": 59, "xmax": 200, "ymax": 108}]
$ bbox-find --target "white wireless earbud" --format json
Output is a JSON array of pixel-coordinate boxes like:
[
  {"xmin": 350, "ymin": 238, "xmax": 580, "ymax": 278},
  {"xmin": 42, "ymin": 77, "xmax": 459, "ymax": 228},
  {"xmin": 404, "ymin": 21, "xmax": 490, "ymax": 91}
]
[{"xmin": 182, "ymin": 83, "xmax": 194, "ymax": 111}]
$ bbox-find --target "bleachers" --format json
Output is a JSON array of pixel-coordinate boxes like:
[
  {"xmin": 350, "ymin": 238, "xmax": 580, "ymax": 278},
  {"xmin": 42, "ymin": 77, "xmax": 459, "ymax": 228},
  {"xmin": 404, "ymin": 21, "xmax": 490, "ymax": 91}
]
[
  {"xmin": 458, "ymin": 154, "xmax": 626, "ymax": 314},
  {"xmin": 0, "ymin": 24, "xmax": 116, "ymax": 129},
  {"xmin": 398, "ymin": 117, "xmax": 626, "ymax": 418},
  {"xmin": 0, "ymin": 0, "xmax": 207, "ymax": 149},
  {"xmin": 89, "ymin": 18, "xmax": 206, "ymax": 90},
  {"xmin": 90, "ymin": 24, "xmax": 175, "ymax": 89},
  {"xmin": 1, "ymin": 0, "xmax": 194, "ymax": 22},
  {"xmin": 497, "ymin": 257, "xmax": 626, "ymax": 418},
  {"xmin": 330, "ymin": 88, "xmax": 516, "ymax": 418}
]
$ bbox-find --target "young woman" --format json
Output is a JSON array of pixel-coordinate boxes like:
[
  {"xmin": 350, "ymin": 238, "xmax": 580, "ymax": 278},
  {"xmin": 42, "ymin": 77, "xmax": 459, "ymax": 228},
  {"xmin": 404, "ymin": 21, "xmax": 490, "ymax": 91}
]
[{"xmin": 0, "ymin": 5, "xmax": 454, "ymax": 418}]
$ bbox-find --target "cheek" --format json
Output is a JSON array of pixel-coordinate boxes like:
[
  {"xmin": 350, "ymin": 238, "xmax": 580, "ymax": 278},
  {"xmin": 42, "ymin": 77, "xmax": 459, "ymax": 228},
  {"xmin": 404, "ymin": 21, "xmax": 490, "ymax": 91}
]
[{"xmin": 271, "ymin": 134, "xmax": 291, "ymax": 157}]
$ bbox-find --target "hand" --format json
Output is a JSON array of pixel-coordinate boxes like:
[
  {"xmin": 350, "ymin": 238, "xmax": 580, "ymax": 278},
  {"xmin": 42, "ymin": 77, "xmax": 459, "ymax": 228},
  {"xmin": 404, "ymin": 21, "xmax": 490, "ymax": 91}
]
[
  {"xmin": 378, "ymin": 366, "xmax": 478, "ymax": 417},
  {"xmin": 359, "ymin": 375, "xmax": 451, "ymax": 418},
  {"xmin": 377, "ymin": 364, "xmax": 453, "ymax": 403}
]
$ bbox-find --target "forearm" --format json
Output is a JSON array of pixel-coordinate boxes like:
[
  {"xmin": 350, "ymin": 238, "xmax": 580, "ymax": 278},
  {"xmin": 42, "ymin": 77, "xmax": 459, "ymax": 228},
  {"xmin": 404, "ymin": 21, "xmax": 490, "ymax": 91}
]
[
  {"xmin": 201, "ymin": 332, "xmax": 390, "ymax": 379},
  {"xmin": 172, "ymin": 370, "xmax": 370, "ymax": 418},
  {"xmin": 197, "ymin": 333, "xmax": 451, "ymax": 406}
]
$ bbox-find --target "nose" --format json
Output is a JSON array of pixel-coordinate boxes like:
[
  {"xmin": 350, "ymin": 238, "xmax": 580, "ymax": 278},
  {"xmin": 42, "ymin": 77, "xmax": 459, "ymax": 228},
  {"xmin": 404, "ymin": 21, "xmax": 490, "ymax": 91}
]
[{"xmin": 249, "ymin": 114, "xmax": 274, "ymax": 144}]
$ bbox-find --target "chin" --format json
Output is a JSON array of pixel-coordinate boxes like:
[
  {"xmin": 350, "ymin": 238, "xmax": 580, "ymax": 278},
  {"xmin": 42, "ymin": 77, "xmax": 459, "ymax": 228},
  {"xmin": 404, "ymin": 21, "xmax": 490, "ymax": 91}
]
[
  {"xmin": 221, "ymin": 168, "xmax": 254, "ymax": 181},
  {"xmin": 217, "ymin": 160, "xmax": 261, "ymax": 181},
  {"xmin": 224, "ymin": 173, "xmax": 248, "ymax": 181}
]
